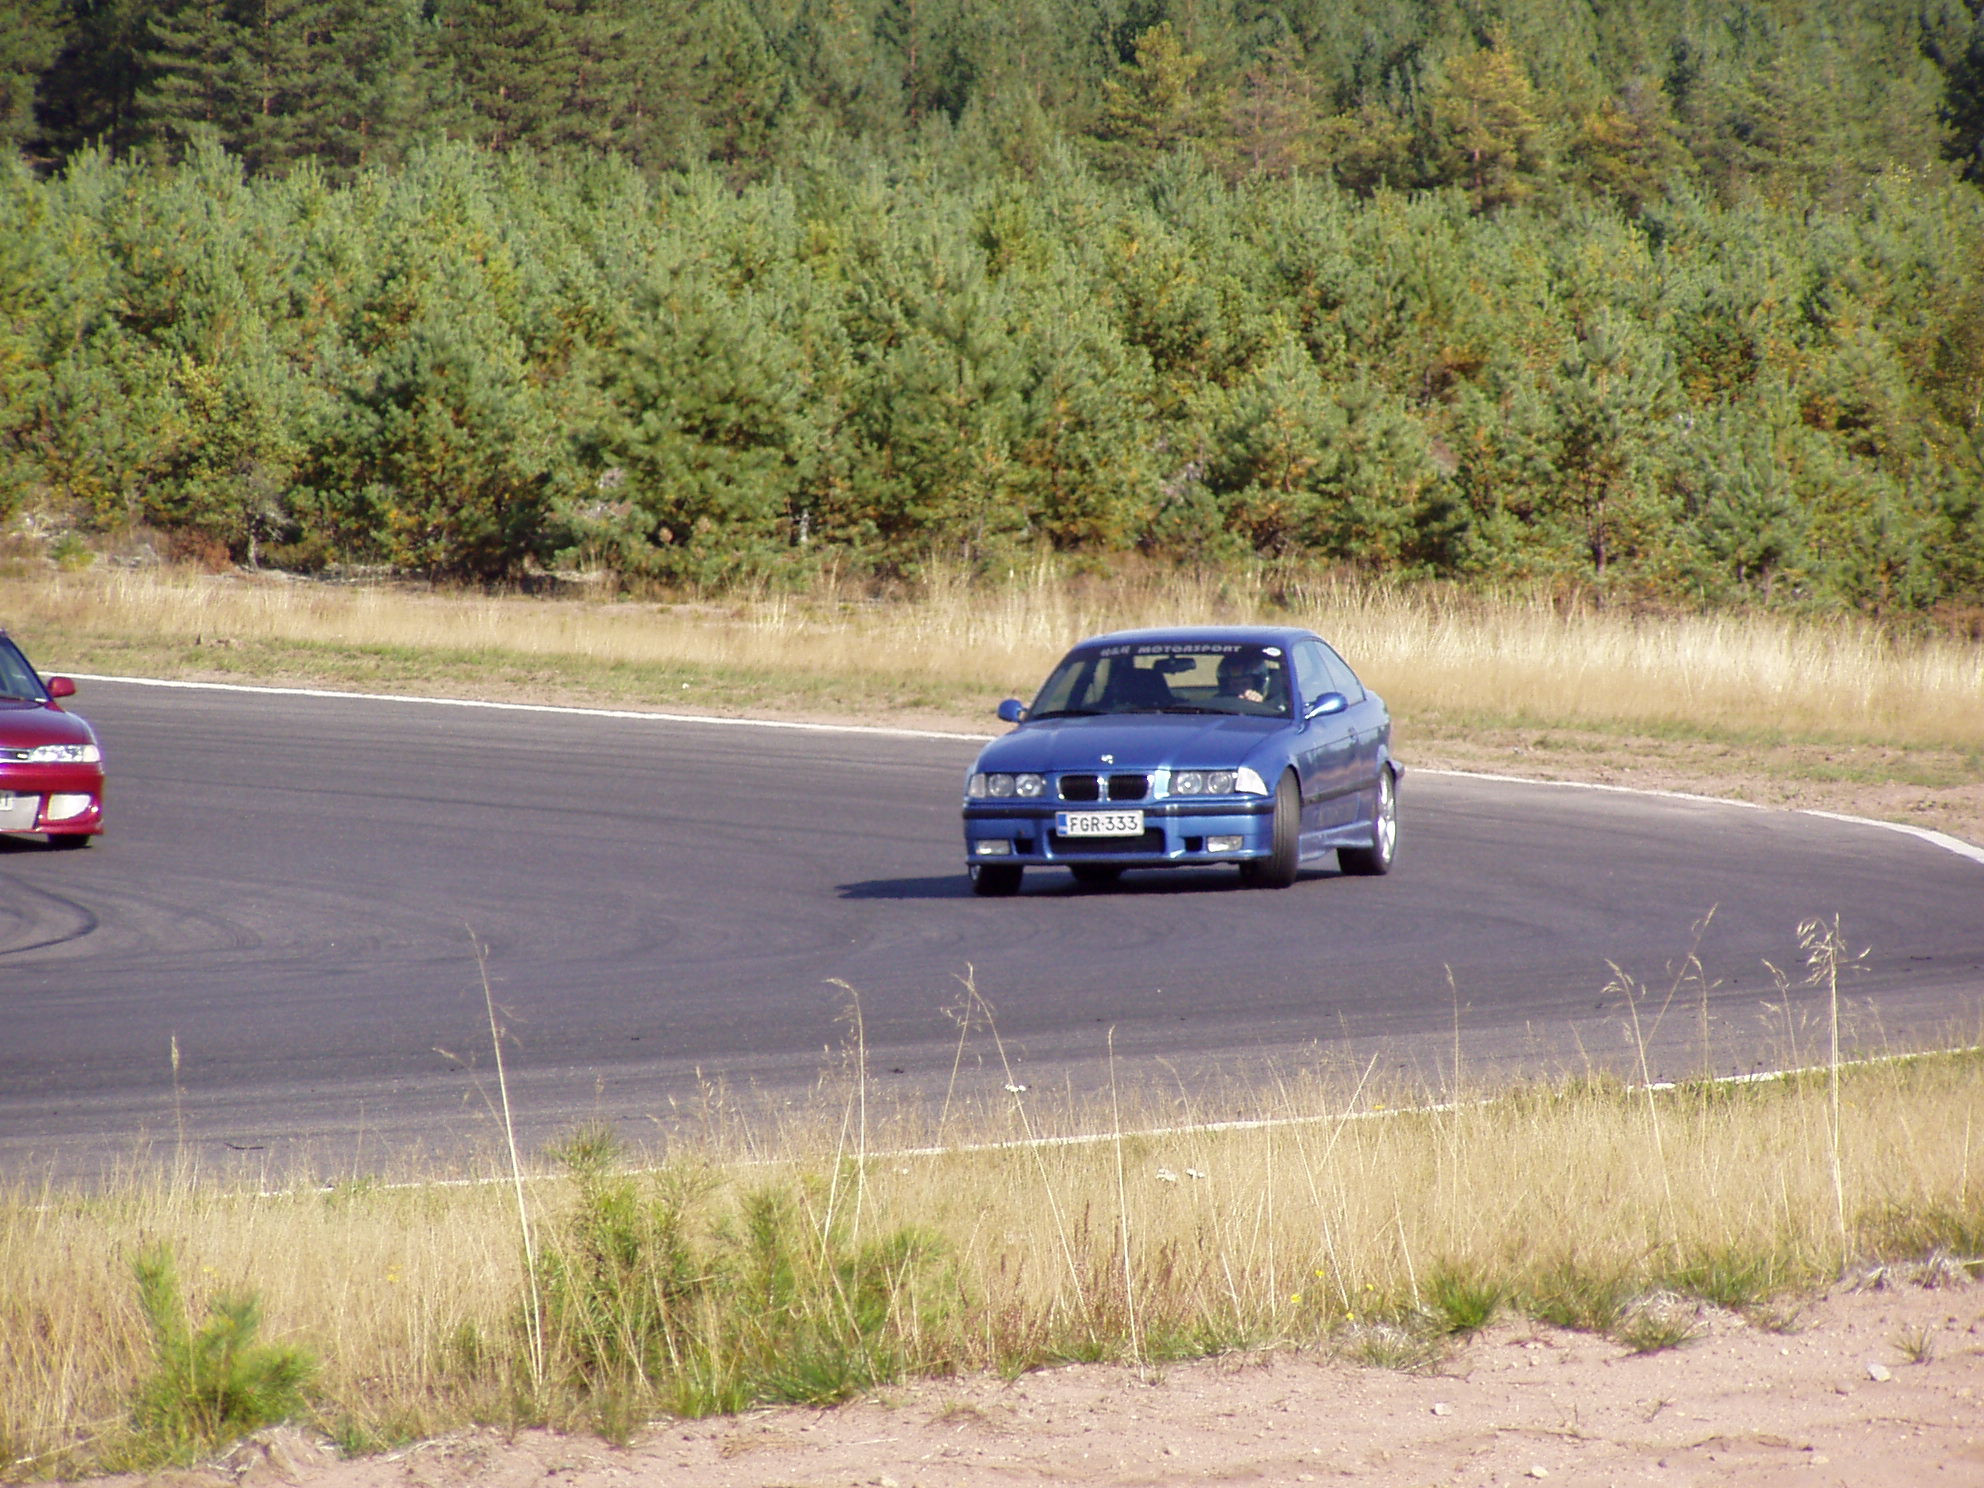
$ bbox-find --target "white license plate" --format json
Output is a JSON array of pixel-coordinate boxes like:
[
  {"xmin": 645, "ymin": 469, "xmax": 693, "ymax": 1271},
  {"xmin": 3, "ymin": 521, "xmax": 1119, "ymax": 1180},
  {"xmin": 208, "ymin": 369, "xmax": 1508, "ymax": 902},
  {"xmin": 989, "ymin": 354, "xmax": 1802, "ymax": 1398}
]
[
  {"xmin": 1056, "ymin": 810, "xmax": 1144, "ymax": 838},
  {"xmin": 0, "ymin": 793, "xmax": 12, "ymax": 808}
]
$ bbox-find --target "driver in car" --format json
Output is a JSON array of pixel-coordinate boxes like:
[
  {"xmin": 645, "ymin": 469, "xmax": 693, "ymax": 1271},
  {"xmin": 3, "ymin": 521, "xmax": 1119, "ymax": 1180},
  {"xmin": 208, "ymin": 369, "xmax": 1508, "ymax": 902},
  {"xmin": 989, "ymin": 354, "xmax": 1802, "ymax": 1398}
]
[{"xmin": 1217, "ymin": 651, "xmax": 1274, "ymax": 704}]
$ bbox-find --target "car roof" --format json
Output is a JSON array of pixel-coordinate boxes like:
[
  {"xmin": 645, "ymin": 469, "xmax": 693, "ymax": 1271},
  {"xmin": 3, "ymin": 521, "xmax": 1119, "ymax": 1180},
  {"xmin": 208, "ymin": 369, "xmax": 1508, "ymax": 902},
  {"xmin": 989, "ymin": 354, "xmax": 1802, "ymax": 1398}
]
[{"xmin": 1067, "ymin": 625, "xmax": 1319, "ymax": 649}]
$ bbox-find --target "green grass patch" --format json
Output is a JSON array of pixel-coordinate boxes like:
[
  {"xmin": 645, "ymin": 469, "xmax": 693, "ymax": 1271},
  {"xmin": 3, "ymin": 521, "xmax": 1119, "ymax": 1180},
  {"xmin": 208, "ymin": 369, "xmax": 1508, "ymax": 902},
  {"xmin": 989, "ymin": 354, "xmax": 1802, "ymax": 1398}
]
[
  {"xmin": 536, "ymin": 1129, "xmax": 951, "ymax": 1423},
  {"xmin": 111, "ymin": 1245, "xmax": 316, "ymax": 1470}
]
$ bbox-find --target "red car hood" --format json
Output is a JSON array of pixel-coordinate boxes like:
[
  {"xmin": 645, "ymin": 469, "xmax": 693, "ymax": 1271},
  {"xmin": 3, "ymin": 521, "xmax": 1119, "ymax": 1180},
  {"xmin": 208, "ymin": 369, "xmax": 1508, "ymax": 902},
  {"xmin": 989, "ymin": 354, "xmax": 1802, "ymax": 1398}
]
[{"xmin": 0, "ymin": 700, "xmax": 98, "ymax": 749}]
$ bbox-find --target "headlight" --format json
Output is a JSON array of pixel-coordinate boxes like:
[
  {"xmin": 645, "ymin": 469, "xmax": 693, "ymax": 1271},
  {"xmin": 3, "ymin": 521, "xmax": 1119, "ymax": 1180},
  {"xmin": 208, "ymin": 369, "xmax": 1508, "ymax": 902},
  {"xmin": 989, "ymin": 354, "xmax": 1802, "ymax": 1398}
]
[
  {"xmin": 1235, "ymin": 767, "xmax": 1269, "ymax": 795},
  {"xmin": 970, "ymin": 771, "xmax": 1044, "ymax": 799},
  {"xmin": 1169, "ymin": 768, "xmax": 1243, "ymax": 796},
  {"xmin": 21, "ymin": 743, "xmax": 101, "ymax": 764}
]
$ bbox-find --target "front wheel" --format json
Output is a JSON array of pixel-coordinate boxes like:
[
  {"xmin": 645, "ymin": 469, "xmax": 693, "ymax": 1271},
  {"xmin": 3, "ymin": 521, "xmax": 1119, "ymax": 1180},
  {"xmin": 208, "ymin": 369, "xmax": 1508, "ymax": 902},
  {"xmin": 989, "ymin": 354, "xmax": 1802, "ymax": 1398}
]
[
  {"xmin": 46, "ymin": 833, "xmax": 92, "ymax": 851},
  {"xmin": 970, "ymin": 862, "xmax": 1023, "ymax": 897},
  {"xmin": 1238, "ymin": 770, "xmax": 1300, "ymax": 889},
  {"xmin": 1338, "ymin": 767, "xmax": 1397, "ymax": 877}
]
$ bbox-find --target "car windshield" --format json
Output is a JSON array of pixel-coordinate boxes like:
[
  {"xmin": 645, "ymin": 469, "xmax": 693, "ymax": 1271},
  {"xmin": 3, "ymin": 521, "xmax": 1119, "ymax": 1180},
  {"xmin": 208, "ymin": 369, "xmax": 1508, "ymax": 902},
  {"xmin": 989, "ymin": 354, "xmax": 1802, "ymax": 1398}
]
[
  {"xmin": 0, "ymin": 638, "xmax": 47, "ymax": 703},
  {"xmin": 1030, "ymin": 642, "xmax": 1291, "ymax": 719}
]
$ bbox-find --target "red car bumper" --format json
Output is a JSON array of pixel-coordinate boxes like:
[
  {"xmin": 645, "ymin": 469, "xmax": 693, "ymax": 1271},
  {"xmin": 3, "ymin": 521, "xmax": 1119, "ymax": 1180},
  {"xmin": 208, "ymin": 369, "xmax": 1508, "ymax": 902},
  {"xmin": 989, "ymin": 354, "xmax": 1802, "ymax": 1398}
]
[{"xmin": 0, "ymin": 761, "xmax": 106, "ymax": 837}]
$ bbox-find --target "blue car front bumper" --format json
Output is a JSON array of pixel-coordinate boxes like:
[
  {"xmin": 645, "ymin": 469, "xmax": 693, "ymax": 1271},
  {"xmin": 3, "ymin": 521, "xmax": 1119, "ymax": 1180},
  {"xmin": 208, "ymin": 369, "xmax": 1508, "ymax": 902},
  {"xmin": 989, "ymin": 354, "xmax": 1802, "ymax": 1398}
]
[{"xmin": 961, "ymin": 798, "xmax": 1277, "ymax": 868}]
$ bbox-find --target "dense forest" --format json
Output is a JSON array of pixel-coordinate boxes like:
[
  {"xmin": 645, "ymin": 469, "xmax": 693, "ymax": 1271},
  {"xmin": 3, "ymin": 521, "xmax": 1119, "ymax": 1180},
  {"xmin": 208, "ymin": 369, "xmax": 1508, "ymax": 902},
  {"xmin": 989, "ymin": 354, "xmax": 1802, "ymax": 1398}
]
[{"xmin": 5, "ymin": 0, "xmax": 1984, "ymax": 615}]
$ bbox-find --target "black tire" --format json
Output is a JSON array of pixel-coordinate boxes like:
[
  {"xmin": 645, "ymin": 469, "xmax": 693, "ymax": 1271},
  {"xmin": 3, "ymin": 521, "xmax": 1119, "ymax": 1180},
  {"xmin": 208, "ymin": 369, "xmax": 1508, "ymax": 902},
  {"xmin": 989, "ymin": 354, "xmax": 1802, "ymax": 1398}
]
[
  {"xmin": 970, "ymin": 862, "xmax": 1023, "ymax": 896},
  {"xmin": 1069, "ymin": 864, "xmax": 1122, "ymax": 887},
  {"xmin": 1338, "ymin": 766, "xmax": 1397, "ymax": 877},
  {"xmin": 1239, "ymin": 769, "xmax": 1300, "ymax": 889},
  {"xmin": 46, "ymin": 833, "xmax": 92, "ymax": 851}
]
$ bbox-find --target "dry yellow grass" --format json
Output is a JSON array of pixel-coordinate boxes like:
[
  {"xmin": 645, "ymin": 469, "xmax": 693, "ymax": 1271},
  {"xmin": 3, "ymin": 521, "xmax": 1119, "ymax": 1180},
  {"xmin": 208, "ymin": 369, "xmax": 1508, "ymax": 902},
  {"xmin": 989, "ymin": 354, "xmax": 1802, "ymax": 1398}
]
[
  {"xmin": 5, "ymin": 1044, "xmax": 1981, "ymax": 1476},
  {"xmin": 6, "ymin": 563, "xmax": 1983, "ymax": 747}
]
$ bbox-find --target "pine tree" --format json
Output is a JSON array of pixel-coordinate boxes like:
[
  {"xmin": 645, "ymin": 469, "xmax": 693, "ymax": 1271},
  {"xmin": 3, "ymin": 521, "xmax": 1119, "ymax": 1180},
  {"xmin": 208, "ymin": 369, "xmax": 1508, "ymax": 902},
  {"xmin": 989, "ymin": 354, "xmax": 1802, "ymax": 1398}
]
[
  {"xmin": 1670, "ymin": 399, "xmax": 1811, "ymax": 605},
  {"xmin": 1091, "ymin": 22, "xmax": 1210, "ymax": 178},
  {"xmin": 553, "ymin": 0, "xmax": 648, "ymax": 156},
  {"xmin": 1421, "ymin": 42, "xmax": 1549, "ymax": 212},
  {"xmin": 30, "ymin": 0, "xmax": 154, "ymax": 162},
  {"xmin": 872, "ymin": 0, "xmax": 978, "ymax": 129},
  {"xmin": 230, "ymin": 0, "xmax": 347, "ymax": 173},
  {"xmin": 1540, "ymin": 313, "xmax": 1675, "ymax": 585},
  {"xmin": 0, "ymin": 0, "xmax": 65, "ymax": 158},
  {"xmin": 1565, "ymin": 81, "xmax": 1683, "ymax": 215},
  {"xmin": 0, "ymin": 158, "xmax": 56, "ymax": 520},
  {"xmin": 1216, "ymin": 35, "xmax": 1321, "ymax": 180},
  {"xmin": 691, "ymin": 0, "xmax": 789, "ymax": 178},
  {"xmin": 305, "ymin": 305, "xmax": 562, "ymax": 578},
  {"xmin": 1315, "ymin": 101, "xmax": 1416, "ymax": 194},
  {"xmin": 133, "ymin": 0, "xmax": 253, "ymax": 158},
  {"xmin": 1940, "ymin": 11, "xmax": 1984, "ymax": 185},
  {"xmin": 319, "ymin": 0, "xmax": 443, "ymax": 174},
  {"xmin": 444, "ymin": 0, "xmax": 579, "ymax": 152},
  {"xmin": 595, "ymin": 273, "xmax": 812, "ymax": 582},
  {"xmin": 1010, "ymin": 272, "xmax": 1156, "ymax": 551}
]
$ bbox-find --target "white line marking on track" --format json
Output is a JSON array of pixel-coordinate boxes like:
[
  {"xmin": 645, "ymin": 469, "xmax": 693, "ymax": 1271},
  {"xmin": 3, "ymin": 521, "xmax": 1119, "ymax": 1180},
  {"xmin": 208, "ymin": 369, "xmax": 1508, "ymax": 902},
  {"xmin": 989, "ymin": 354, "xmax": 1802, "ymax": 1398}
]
[
  {"xmin": 1411, "ymin": 765, "xmax": 1769, "ymax": 810},
  {"xmin": 1797, "ymin": 809, "xmax": 1984, "ymax": 867},
  {"xmin": 68, "ymin": 673, "xmax": 995, "ymax": 742},
  {"xmin": 252, "ymin": 1042, "xmax": 1984, "ymax": 1197},
  {"xmin": 1412, "ymin": 766, "xmax": 1984, "ymax": 864},
  {"xmin": 72, "ymin": 674, "xmax": 1984, "ymax": 864}
]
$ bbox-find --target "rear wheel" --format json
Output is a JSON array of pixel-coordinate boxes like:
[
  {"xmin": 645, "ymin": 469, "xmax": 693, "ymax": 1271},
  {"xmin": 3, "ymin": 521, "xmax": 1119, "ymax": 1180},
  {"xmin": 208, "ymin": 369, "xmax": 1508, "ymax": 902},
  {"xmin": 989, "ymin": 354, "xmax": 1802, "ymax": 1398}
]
[
  {"xmin": 1239, "ymin": 770, "xmax": 1300, "ymax": 889},
  {"xmin": 1338, "ymin": 767, "xmax": 1397, "ymax": 877},
  {"xmin": 970, "ymin": 862, "xmax": 1023, "ymax": 896},
  {"xmin": 1069, "ymin": 864, "xmax": 1122, "ymax": 886}
]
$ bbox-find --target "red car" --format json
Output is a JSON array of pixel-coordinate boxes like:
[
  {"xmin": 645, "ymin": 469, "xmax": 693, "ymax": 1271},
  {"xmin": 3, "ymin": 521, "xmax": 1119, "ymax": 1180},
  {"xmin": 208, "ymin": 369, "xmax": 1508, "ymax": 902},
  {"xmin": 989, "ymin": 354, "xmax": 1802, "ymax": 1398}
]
[{"xmin": 0, "ymin": 630, "xmax": 104, "ymax": 848}]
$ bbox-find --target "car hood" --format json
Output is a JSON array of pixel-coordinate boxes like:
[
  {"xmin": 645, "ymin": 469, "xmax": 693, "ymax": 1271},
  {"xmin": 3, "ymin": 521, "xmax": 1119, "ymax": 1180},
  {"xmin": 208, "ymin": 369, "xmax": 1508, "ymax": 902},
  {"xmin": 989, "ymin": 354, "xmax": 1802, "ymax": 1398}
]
[
  {"xmin": 0, "ymin": 700, "xmax": 97, "ymax": 750},
  {"xmin": 973, "ymin": 713, "xmax": 1285, "ymax": 773}
]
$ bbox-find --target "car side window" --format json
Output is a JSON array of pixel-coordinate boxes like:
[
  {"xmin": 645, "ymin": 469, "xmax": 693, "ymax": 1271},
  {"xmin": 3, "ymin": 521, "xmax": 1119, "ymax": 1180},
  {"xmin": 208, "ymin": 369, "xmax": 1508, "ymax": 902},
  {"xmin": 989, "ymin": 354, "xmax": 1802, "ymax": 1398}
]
[
  {"xmin": 1294, "ymin": 640, "xmax": 1337, "ymax": 707},
  {"xmin": 1298, "ymin": 639, "xmax": 1364, "ymax": 705},
  {"xmin": 1319, "ymin": 643, "xmax": 1366, "ymax": 702},
  {"xmin": 0, "ymin": 638, "xmax": 46, "ymax": 701}
]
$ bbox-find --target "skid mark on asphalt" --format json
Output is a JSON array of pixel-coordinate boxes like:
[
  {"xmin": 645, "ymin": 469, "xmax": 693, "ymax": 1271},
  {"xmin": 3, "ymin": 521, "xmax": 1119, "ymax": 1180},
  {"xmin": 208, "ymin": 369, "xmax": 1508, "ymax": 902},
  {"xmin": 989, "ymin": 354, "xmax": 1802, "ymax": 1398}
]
[{"xmin": 0, "ymin": 871, "xmax": 99, "ymax": 955}]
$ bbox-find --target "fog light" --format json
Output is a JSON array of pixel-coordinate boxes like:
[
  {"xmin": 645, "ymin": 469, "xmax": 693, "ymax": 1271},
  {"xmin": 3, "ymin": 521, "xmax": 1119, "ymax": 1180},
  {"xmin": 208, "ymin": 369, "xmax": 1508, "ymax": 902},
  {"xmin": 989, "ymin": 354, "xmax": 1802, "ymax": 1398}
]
[
  {"xmin": 1206, "ymin": 835, "xmax": 1244, "ymax": 853},
  {"xmin": 45, "ymin": 793, "xmax": 95, "ymax": 821},
  {"xmin": 973, "ymin": 840, "xmax": 1014, "ymax": 857}
]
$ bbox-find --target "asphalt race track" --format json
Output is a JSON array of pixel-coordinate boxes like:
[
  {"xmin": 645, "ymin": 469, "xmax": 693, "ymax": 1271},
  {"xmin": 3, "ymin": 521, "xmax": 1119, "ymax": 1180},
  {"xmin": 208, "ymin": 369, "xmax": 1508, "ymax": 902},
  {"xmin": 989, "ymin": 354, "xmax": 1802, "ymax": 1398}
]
[{"xmin": 4, "ymin": 678, "xmax": 1982, "ymax": 1178}]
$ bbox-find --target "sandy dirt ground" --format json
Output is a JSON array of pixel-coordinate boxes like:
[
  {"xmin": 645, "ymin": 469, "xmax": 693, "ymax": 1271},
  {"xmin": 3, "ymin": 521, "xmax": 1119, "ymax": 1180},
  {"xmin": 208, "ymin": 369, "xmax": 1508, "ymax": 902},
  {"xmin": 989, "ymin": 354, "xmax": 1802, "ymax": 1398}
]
[{"xmin": 74, "ymin": 1265, "xmax": 1984, "ymax": 1488}]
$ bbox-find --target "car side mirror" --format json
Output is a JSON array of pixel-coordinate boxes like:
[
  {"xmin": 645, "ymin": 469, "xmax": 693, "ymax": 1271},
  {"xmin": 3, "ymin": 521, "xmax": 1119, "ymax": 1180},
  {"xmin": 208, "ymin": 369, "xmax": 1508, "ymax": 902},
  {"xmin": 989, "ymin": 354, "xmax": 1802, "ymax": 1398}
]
[
  {"xmin": 996, "ymin": 698, "xmax": 1027, "ymax": 724},
  {"xmin": 1303, "ymin": 691, "xmax": 1347, "ymax": 720},
  {"xmin": 46, "ymin": 676, "xmax": 75, "ymax": 700}
]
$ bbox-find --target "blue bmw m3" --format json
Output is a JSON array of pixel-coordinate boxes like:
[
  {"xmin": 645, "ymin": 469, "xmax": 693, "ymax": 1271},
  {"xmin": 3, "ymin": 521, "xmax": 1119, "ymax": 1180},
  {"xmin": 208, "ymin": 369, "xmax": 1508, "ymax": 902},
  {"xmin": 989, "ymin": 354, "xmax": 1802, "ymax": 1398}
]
[{"xmin": 961, "ymin": 626, "xmax": 1399, "ymax": 895}]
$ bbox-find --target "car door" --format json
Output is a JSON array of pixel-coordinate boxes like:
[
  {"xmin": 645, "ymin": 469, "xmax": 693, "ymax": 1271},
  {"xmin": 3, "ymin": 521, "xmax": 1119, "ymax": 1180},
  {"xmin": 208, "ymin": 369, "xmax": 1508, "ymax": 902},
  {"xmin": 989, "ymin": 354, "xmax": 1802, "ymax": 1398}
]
[
  {"xmin": 1315, "ymin": 640, "xmax": 1384, "ymax": 823},
  {"xmin": 1293, "ymin": 639, "xmax": 1360, "ymax": 832}
]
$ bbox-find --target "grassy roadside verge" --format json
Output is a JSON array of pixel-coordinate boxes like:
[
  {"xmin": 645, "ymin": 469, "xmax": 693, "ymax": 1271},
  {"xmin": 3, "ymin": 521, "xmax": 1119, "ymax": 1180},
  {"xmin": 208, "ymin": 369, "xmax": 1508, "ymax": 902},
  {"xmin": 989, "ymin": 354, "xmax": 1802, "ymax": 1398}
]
[
  {"xmin": 5, "ymin": 1038, "xmax": 1981, "ymax": 1479},
  {"xmin": 7, "ymin": 563, "xmax": 1984, "ymax": 842}
]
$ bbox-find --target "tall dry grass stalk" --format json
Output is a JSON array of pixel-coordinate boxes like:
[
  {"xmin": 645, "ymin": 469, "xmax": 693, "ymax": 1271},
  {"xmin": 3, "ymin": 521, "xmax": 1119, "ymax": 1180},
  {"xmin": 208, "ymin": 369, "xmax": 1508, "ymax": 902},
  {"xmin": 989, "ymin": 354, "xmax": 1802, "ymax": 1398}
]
[
  {"xmin": 6, "ymin": 1047, "xmax": 1981, "ymax": 1474},
  {"xmin": 7, "ymin": 563, "xmax": 1982, "ymax": 746},
  {"xmin": 475, "ymin": 938, "xmax": 544, "ymax": 1396}
]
